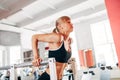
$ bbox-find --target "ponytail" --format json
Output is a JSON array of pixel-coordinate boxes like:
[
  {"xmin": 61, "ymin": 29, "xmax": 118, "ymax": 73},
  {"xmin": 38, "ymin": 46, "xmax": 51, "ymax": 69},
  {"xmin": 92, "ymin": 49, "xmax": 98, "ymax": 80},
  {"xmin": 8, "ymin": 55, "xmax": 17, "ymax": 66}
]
[{"xmin": 53, "ymin": 28, "xmax": 59, "ymax": 33}]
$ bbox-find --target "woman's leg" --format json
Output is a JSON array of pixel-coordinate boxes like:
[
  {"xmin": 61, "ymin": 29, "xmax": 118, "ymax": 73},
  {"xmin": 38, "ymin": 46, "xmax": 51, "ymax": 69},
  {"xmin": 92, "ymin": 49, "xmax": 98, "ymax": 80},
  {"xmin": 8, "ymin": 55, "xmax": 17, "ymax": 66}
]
[
  {"xmin": 68, "ymin": 75, "xmax": 71, "ymax": 80},
  {"xmin": 38, "ymin": 71, "xmax": 50, "ymax": 80}
]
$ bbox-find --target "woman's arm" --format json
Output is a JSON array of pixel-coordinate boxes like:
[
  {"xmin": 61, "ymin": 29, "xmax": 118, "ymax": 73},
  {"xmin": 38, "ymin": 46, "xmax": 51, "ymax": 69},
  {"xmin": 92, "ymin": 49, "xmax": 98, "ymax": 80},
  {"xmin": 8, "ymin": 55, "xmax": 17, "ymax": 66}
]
[
  {"xmin": 32, "ymin": 35, "xmax": 41, "ymax": 67},
  {"xmin": 32, "ymin": 33, "xmax": 62, "ymax": 67},
  {"xmin": 32, "ymin": 35, "xmax": 39, "ymax": 59}
]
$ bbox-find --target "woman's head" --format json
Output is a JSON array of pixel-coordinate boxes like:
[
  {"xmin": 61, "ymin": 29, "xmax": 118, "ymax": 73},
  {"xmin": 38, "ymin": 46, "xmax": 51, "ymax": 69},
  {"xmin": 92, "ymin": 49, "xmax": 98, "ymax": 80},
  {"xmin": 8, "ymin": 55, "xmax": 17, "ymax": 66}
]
[
  {"xmin": 56, "ymin": 16, "xmax": 70, "ymax": 27},
  {"xmin": 55, "ymin": 16, "xmax": 73, "ymax": 35}
]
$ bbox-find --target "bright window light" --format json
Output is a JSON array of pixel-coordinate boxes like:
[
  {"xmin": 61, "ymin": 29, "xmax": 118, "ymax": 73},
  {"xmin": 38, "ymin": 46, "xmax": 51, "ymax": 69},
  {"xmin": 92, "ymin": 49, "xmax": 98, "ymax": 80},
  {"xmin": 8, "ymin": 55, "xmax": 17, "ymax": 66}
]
[
  {"xmin": 10, "ymin": 46, "xmax": 21, "ymax": 64},
  {"xmin": 90, "ymin": 20, "xmax": 118, "ymax": 67}
]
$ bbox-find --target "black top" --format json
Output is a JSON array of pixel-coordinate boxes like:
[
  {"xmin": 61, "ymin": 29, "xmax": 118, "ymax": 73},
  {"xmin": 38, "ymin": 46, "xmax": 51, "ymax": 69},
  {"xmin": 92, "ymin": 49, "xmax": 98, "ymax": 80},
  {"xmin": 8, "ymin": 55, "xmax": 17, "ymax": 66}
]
[{"xmin": 48, "ymin": 42, "xmax": 71, "ymax": 63}]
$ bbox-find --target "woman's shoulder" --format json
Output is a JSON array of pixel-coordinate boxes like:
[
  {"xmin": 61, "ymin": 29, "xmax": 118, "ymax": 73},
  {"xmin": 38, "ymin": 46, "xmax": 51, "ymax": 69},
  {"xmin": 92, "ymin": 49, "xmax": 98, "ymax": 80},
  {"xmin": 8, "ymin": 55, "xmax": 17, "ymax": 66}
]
[
  {"xmin": 51, "ymin": 33, "xmax": 64, "ymax": 42},
  {"xmin": 32, "ymin": 32, "xmax": 63, "ymax": 43}
]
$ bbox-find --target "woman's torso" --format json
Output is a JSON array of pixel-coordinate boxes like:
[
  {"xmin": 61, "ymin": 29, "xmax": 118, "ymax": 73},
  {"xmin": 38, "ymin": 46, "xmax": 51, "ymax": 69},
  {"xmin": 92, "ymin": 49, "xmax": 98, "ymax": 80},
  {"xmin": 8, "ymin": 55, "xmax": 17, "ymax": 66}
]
[
  {"xmin": 49, "ymin": 41, "xmax": 71, "ymax": 63},
  {"xmin": 46, "ymin": 38, "xmax": 71, "ymax": 79}
]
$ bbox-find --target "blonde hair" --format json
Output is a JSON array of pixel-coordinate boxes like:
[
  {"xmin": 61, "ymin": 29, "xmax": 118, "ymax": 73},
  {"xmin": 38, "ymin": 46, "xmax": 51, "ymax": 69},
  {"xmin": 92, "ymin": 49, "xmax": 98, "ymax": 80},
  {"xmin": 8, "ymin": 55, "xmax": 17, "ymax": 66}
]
[
  {"xmin": 56, "ymin": 16, "xmax": 70, "ymax": 27},
  {"xmin": 53, "ymin": 16, "xmax": 70, "ymax": 33}
]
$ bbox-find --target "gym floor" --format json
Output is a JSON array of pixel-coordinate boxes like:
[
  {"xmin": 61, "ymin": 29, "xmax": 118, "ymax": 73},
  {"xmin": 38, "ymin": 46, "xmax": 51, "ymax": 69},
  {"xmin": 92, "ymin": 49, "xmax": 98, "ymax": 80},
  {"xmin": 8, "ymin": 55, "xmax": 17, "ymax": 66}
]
[{"xmin": 111, "ymin": 79, "xmax": 120, "ymax": 80}]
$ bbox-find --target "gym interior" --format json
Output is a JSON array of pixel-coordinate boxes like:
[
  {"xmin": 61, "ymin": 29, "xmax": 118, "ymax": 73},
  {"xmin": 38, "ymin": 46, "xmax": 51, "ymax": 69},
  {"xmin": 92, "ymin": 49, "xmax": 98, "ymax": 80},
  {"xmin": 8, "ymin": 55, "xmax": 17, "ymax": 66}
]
[{"xmin": 0, "ymin": 0, "xmax": 120, "ymax": 80}]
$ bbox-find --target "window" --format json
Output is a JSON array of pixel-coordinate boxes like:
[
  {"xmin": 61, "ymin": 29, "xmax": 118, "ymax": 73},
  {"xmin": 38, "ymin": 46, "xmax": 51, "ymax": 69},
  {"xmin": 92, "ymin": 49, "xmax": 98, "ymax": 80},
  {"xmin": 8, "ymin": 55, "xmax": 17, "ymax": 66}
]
[
  {"xmin": 10, "ymin": 46, "xmax": 21, "ymax": 64},
  {"xmin": 90, "ymin": 20, "xmax": 118, "ymax": 67}
]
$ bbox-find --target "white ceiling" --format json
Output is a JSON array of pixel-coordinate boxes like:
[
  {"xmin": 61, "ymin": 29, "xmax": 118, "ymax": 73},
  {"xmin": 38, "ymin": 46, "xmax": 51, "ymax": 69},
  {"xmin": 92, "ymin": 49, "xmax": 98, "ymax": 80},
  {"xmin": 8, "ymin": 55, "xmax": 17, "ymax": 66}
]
[{"xmin": 0, "ymin": 0, "xmax": 106, "ymax": 32}]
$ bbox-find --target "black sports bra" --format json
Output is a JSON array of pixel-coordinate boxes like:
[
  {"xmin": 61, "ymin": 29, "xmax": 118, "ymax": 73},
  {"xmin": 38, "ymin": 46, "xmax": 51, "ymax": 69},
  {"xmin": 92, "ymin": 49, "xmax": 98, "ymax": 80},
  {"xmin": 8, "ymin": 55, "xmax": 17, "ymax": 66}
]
[{"xmin": 48, "ymin": 42, "xmax": 71, "ymax": 63}]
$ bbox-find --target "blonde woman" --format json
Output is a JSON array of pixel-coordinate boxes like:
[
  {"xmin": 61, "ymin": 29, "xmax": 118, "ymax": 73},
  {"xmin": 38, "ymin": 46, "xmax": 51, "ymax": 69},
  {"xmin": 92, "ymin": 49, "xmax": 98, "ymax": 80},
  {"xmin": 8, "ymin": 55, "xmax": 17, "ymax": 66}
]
[{"xmin": 32, "ymin": 16, "xmax": 73, "ymax": 80}]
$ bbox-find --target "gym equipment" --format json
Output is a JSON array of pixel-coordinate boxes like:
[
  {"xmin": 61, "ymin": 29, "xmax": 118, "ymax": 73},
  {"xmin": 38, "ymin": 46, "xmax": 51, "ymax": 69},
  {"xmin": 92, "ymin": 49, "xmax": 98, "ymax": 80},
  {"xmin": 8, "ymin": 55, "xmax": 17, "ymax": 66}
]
[{"xmin": 0, "ymin": 58, "xmax": 57, "ymax": 80}]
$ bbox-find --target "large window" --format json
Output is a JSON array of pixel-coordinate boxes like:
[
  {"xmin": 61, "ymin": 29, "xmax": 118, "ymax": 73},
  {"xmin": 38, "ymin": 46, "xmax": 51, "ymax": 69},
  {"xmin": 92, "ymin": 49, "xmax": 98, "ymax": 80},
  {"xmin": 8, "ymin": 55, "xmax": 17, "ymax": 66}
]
[
  {"xmin": 90, "ymin": 20, "xmax": 118, "ymax": 67},
  {"xmin": 10, "ymin": 46, "xmax": 21, "ymax": 64}
]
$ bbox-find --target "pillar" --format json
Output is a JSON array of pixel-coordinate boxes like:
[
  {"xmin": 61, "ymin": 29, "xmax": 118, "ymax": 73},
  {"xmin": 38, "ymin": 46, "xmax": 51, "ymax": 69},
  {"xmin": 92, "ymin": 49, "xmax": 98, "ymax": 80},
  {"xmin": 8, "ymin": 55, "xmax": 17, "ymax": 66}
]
[{"xmin": 105, "ymin": 0, "xmax": 120, "ymax": 67}]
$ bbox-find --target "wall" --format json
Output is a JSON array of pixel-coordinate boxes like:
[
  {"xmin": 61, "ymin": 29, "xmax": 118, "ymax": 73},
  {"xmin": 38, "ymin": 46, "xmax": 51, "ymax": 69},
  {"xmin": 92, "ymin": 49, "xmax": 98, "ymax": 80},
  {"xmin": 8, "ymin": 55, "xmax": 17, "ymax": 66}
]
[
  {"xmin": 74, "ymin": 13, "xmax": 108, "ymax": 68},
  {"xmin": 20, "ymin": 29, "xmax": 46, "ymax": 51},
  {"xmin": 20, "ymin": 29, "xmax": 35, "ymax": 51},
  {"xmin": 74, "ymin": 23, "xmax": 93, "ymax": 50},
  {"xmin": 74, "ymin": 14, "xmax": 108, "ymax": 50},
  {"xmin": 105, "ymin": 0, "xmax": 120, "ymax": 67},
  {"xmin": 0, "ymin": 45, "xmax": 10, "ymax": 66},
  {"xmin": 0, "ymin": 30, "xmax": 20, "ymax": 46}
]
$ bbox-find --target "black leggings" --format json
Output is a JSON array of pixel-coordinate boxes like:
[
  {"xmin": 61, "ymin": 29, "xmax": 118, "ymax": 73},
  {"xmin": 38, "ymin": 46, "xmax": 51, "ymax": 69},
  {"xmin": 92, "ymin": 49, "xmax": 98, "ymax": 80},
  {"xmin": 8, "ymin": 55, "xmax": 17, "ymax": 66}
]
[
  {"xmin": 38, "ymin": 71, "xmax": 63, "ymax": 80},
  {"xmin": 38, "ymin": 71, "xmax": 50, "ymax": 80}
]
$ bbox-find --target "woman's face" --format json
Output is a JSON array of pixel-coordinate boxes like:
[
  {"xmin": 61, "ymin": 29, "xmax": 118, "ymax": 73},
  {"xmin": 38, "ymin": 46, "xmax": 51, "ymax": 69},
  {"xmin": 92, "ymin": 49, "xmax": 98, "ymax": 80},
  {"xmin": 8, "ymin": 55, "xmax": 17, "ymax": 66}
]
[{"xmin": 60, "ymin": 19, "xmax": 73, "ymax": 33}]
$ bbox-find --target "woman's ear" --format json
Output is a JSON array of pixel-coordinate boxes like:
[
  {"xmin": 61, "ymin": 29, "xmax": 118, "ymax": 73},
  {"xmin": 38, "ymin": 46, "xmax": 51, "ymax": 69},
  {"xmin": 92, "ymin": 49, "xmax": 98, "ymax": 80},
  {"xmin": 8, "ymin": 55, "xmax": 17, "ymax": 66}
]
[{"xmin": 57, "ymin": 24, "xmax": 61, "ymax": 30}]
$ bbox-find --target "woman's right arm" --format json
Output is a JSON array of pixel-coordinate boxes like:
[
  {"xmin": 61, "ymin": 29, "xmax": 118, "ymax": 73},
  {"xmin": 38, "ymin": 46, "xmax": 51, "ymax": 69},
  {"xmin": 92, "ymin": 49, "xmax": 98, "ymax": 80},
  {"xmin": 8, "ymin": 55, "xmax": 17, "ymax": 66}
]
[
  {"xmin": 32, "ymin": 35, "xmax": 41, "ymax": 67},
  {"xmin": 32, "ymin": 33, "xmax": 63, "ymax": 67}
]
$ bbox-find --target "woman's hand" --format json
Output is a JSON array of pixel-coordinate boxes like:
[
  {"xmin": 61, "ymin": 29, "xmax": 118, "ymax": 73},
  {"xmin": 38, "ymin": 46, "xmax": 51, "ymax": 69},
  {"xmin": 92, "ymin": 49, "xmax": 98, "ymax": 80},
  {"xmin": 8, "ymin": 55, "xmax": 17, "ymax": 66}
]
[{"xmin": 32, "ymin": 57, "xmax": 42, "ymax": 67}]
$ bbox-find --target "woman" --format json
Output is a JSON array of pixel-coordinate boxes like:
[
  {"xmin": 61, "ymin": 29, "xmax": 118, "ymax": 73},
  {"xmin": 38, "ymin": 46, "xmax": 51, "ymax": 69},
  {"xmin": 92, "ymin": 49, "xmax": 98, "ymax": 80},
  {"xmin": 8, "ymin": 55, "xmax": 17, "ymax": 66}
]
[{"xmin": 32, "ymin": 16, "xmax": 73, "ymax": 80}]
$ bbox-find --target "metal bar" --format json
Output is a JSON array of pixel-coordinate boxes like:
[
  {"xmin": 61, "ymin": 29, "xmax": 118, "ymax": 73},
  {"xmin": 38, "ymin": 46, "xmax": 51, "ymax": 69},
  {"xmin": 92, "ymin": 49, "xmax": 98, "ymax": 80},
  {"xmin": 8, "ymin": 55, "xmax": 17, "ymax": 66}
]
[
  {"xmin": 49, "ymin": 58, "xmax": 57, "ymax": 80},
  {"xmin": 0, "ymin": 60, "xmax": 48, "ymax": 70},
  {"xmin": 15, "ymin": 60, "xmax": 48, "ymax": 68},
  {"xmin": 0, "ymin": 65, "xmax": 11, "ymax": 70},
  {"xmin": 10, "ymin": 64, "xmax": 17, "ymax": 80},
  {"xmin": 0, "ymin": 58, "xmax": 57, "ymax": 80}
]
